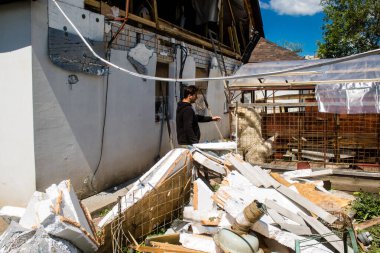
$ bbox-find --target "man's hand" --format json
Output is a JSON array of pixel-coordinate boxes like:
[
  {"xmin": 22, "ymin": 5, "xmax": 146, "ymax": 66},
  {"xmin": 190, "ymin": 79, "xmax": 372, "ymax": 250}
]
[{"xmin": 212, "ymin": 116, "xmax": 221, "ymax": 121}]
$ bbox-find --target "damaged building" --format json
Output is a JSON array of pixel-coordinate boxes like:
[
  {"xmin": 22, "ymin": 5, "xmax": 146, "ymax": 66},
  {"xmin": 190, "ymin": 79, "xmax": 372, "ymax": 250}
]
[
  {"xmin": 1, "ymin": 0, "xmax": 380, "ymax": 252},
  {"xmin": 0, "ymin": 0, "xmax": 263, "ymax": 206}
]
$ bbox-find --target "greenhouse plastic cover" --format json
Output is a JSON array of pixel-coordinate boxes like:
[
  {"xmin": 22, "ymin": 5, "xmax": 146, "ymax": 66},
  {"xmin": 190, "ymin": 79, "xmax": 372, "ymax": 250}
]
[{"xmin": 230, "ymin": 55, "xmax": 380, "ymax": 114}]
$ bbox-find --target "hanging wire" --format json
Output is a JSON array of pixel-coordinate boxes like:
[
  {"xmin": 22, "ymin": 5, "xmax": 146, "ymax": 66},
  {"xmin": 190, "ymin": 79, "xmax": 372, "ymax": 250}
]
[{"xmin": 52, "ymin": 0, "xmax": 380, "ymax": 84}]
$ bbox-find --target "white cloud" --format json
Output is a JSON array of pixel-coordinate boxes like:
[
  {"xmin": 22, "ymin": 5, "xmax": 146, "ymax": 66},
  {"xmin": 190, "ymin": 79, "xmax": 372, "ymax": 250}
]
[
  {"xmin": 260, "ymin": 0, "xmax": 323, "ymax": 16},
  {"xmin": 259, "ymin": 1, "xmax": 271, "ymax": 9}
]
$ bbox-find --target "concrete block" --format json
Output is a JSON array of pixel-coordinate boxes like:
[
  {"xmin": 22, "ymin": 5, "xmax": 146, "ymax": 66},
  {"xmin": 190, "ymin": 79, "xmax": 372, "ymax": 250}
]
[
  {"xmin": 19, "ymin": 191, "xmax": 49, "ymax": 229},
  {"xmin": 56, "ymin": 180, "xmax": 94, "ymax": 237},
  {"xmin": 36, "ymin": 199, "xmax": 55, "ymax": 227},
  {"xmin": 45, "ymin": 216, "xmax": 97, "ymax": 253},
  {"xmin": 193, "ymin": 178, "xmax": 215, "ymax": 211},
  {"xmin": 0, "ymin": 206, "xmax": 25, "ymax": 224}
]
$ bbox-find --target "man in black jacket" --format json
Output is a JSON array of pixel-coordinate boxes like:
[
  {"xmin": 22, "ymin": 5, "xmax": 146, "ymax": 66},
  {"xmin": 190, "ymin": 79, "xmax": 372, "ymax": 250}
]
[{"xmin": 176, "ymin": 85, "xmax": 221, "ymax": 145}]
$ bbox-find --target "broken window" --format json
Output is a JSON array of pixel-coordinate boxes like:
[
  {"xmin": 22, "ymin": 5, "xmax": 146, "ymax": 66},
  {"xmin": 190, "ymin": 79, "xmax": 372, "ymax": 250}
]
[
  {"xmin": 155, "ymin": 62, "xmax": 169, "ymax": 122},
  {"xmin": 194, "ymin": 67, "xmax": 208, "ymax": 116}
]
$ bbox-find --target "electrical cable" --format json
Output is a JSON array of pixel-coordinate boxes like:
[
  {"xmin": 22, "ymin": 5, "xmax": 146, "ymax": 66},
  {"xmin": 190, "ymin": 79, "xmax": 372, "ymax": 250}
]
[
  {"xmin": 52, "ymin": 0, "xmax": 380, "ymax": 84},
  {"xmin": 90, "ymin": 55, "xmax": 110, "ymax": 192}
]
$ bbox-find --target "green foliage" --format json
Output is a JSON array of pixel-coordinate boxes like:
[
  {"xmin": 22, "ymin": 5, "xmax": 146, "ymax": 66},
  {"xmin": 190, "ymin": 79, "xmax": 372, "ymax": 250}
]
[
  {"xmin": 359, "ymin": 225, "xmax": 380, "ymax": 253},
  {"xmin": 98, "ymin": 208, "xmax": 110, "ymax": 217},
  {"xmin": 211, "ymin": 183, "xmax": 221, "ymax": 192},
  {"xmin": 351, "ymin": 192, "xmax": 380, "ymax": 222},
  {"xmin": 317, "ymin": 0, "xmax": 380, "ymax": 58}
]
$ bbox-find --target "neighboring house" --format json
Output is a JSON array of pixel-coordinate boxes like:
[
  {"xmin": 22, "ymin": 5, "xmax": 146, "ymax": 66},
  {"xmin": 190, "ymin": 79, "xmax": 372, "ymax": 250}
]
[
  {"xmin": 0, "ymin": 0, "xmax": 264, "ymax": 206},
  {"xmin": 249, "ymin": 37, "xmax": 303, "ymax": 63},
  {"xmin": 239, "ymin": 37, "xmax": 304, "ymax": 104}
]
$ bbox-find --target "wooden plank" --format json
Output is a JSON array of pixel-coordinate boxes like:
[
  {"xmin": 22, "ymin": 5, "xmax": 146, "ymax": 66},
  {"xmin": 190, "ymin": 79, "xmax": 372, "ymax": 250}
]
[
  {"xmin": 279, "ymin": 223, "xmax": 312, "ymax": 236},
  {"xmin": 145, "ymin": 233, "xmax": 180, "ymax": 246},
  {"xmin": 267, "ymin": 209, "xmax": 285, "ymax": 224},
  {"xmin": 266, "ymin": 201, "xmax": 312, "ymax": 235},
  {"xmin": 84, "ymin": 0, "xmax": 240, "ymax": 59},
  {"xmin": 331, "ymin": 169, "xmax": 380, "ymax": 178},
  {"xmin": 225, "ymin": 154, "xmax": 263, "ymax": 187},
  {"xmin": 292, "ymin": 149, "xmax": 354, "ymax": 159},
  {"xmin": 249, "ymin": 165, "xmax": 282, "ymax": 189},
  {"xmin": 134, "ymin": 244, "xmax": 203, "ymax": 253},
  {"xmin": 289, "ymin": 169, "xmax": 333, "ymax": 179},
  {"xmin": 151, "ymin": 242, "xmax": 205, "ymax": 253},
  {"xmin": 354, "ymin": 217, "xmax": 380, "ymax": 231},
  {"xmin": 229, "ymin": 78, "xmax": 380, "ymax": 89},
  {"xmin": 265, "ymin": 199, "xmax": 306, "ymax": 226},
  {"xmin": 324, "ymin": 175, "xmax": 380, "ymax": 193},
  {"xmin": 192, "ymin": 152, "xmax": 226, "ymax": 175},
  {"xmin": 298, "ymin": 212, "xmax": 353, "ymax": 253},
  {"xmin": 276, "ymin": 185, "xmax": 337, "ymax": 224},
  {"xmin": 232, "ymin": 102, "xmax": 319, "ymax": 108},
  {"xmin": 235, "ymin": 155, "xmax": 276, "ymax": 188}
]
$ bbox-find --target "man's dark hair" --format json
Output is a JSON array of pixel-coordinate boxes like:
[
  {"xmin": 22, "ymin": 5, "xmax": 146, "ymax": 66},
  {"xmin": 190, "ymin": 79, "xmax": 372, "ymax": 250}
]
[{"xmin": 183, "ymin": 85, "xmax": 198, "ymax": 98}]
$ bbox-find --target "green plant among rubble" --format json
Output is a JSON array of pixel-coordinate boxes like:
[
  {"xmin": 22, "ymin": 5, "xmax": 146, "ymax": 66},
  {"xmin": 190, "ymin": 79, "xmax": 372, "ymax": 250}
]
[
  {"xmin": 211, "ymin": 183, "xmax": 220, "ymax": 192},
  {"xmin": 358, "ymin": 225, "xmax": 380, "ymax": 253},
  {"xmin": 98, "ymin": 208, "xmax": 111, "ymax": 217},
  {"xmin": 351, "ymin": 192, "xmax": 380, "ymax": 222},
  {"xmin": 352, "ymin": 192, "xmax": 380, "ymax": 252}
]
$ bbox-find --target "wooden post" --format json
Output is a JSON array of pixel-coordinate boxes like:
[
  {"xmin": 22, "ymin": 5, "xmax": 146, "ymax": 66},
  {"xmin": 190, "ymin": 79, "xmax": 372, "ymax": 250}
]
[
  {"xmin": 219, "ymin": 0, "xmax": 224, "ymax": 43},
  {"xmin": 152, "ymin": 0, "xmax": 159, "ymax": 28},
  {"xmin": 228, "ymin": 26, "xmax": 235, "ymax": 52}
]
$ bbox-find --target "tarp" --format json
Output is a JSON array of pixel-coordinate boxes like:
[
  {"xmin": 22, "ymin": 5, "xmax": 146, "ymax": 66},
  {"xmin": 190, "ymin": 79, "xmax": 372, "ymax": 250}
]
[
  {"xmin": 230, "ymin": 54, "xmax": 380, "ymax": 114},
  {"xmin": 230, "ymin": 55, "xmax": 380, "ymax": 87}
]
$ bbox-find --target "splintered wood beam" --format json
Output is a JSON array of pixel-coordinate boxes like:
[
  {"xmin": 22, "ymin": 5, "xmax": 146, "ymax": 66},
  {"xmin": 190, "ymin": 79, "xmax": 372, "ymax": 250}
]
[
  {"xmin": 152, "ymin": 0, "xmax": 158, "ymax": 26},
  {"xmin": 84, "ymin": 0, "xmax": 240, "ymax": 59},
  {"xmin": 265, "ymin": 199, "xmax": 306, "ymax": 226},
  {"xmin": 277, "ymin": 185, "xmax": 337, "ymax": 224},
  {"xmin": 192, "ymin": 152, "xmax": 227, "ymax": 175},
  {"xmin": 243, "ymin": 0, "xmax": 254, "ymax": 35}
]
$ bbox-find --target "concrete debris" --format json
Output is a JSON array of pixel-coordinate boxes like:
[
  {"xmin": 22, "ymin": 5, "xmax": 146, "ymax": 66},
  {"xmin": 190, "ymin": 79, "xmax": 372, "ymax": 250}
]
[
  {"xmin": 193, "ymin": 141, "xmax": 237, "ymax": 151},
  {"xmin": 0, "ymin": 222, "xmax": 80, "ymax": 253},
  {"xmin": 0, "ymin": 207, "xmax": 25, "ymax": 224},
  {"xmin": 1, "ymin": 146, "xmax": 352, "ymax": 253},
  {"xmin": 1, "ymin": 180, "xmax": 98, "ymax": 253},
  {"xmin": 98, "ymin": 148, "xmax": 190, "ymax": 228},
  {"xmin": 193, "ymin": 178, "xmax": 216, "ymax": 211},
  {"xmin": 192, "ymin": 151, "xmax": 227, "ymax": 175}
]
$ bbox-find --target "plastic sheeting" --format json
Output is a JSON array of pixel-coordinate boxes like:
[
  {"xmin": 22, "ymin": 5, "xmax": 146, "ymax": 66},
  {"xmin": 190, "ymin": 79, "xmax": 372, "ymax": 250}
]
[
  {"xmin": 230, "ymin": 54, "xmax": 380, "ymax": 114},
  {"xmin": 230, "ymin": 55, "xmax": 380, "ymax": 86},
  {"xmin": 316, "ymin": 82, "xmax": 380, "ymax": 114}
]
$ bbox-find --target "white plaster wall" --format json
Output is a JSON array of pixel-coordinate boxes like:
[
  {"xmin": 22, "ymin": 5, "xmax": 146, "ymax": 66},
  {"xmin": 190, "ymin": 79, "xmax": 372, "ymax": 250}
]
[
  {"xmin": 0, "ymin": 0, "xmax": 233, "ymax": 202},
  {"xmin": 200, "ymin": 66, "xmax": 230, "ymax": 141},
  {"xmin": 169, "ymin": 51, "xmax": 230, "ymax": 145},
  {"xmin": 0, "ymin": 1, "xmax": 36, "ymax": 206},
  {"xmin": 30, "ymin": 0, "xmax": 170, "ymax": 197},
  {"xmin": 31, "ymin": 0, "xmax": 106, "ymax": 197},
  {"xmin": 93, "ymin": 49, "xmax": 163, "ymax": 189}
]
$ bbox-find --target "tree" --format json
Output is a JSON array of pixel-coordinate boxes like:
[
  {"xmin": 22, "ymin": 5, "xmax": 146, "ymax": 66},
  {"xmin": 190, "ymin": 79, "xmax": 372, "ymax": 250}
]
[{"xmin": 317, "ymin": 0, "xmax": 380, "ymax": 58}]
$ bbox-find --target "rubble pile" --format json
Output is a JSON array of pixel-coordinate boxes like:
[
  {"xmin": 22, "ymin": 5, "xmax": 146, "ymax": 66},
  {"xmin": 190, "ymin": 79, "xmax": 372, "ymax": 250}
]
[
  {"xmin": 0, "ymin": 180, "xmax": 99, "ymax": 253},
  {"xmin": 1, "ymin": 145, "xmax": 371, "ymax": 252},
  {"xmin": 97, "ymin": 145, "xmax": 358, "ymax": 253}
]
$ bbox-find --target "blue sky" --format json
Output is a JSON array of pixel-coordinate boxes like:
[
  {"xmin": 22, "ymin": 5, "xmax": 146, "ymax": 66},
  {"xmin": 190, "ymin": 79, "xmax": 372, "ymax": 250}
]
[{"xmin": 259, "ymin": 0, "xmax": 325, "ymax": 56}]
